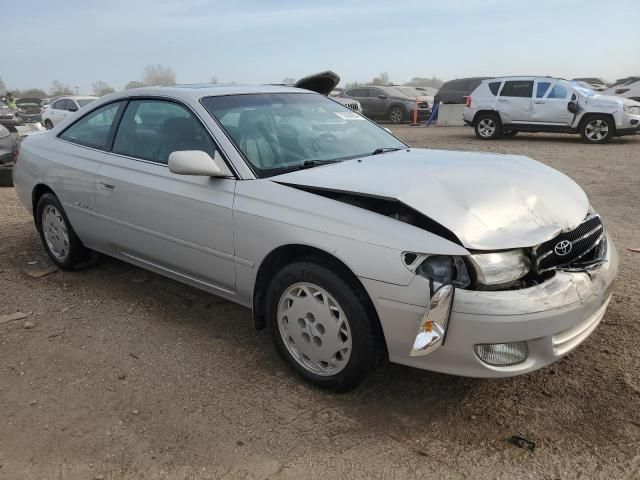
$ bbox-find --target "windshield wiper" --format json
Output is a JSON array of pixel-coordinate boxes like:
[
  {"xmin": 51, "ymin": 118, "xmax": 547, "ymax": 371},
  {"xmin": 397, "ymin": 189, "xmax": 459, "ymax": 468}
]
[
  {"xmin": 302, "ymin": 159, "xmax": 340, "ymax": 167},
  {"xmin": 371, "ymin": 147, "xmax": 403, "ymax": 155},
  {"xmin": 267, "ymin": 159, "xmax": 342, "ymax": 176}
]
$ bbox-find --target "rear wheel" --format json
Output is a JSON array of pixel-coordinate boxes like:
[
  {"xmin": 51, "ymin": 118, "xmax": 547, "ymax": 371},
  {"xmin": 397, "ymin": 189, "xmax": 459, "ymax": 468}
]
[
  {"xmin": 36, "ymin": 193, "xmax": 90, "ymax": 269},
  {"xmin": 389, "ymin": 106, "xmax": 404, "ymax": 124},
  {"xmin": 44, "ymin": 119, "xmax": 53, "ymax": 130},
  {"xmin": 474, "ymin": 113, "xmax": 501, "ymax": 140},
  {"xmin": 581, "ymin": 115, "xmax": 614, "ymax": 143},
  {"xmin": 265, "ymin": 260, "xmax": 381, "ymax": 391}
]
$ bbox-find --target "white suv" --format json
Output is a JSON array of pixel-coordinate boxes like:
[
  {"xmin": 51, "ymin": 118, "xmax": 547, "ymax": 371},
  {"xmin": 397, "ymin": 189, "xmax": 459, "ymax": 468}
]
[{"xmin": 464, "ymin": 76, "xmax": 640, "ymax": 143}]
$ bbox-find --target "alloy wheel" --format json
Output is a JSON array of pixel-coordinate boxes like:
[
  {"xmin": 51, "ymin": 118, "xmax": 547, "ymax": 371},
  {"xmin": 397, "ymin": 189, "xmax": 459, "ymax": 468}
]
[
  {"xmin": 478, "ymin": 118, "xmax": 496, "ymax": 137},
  {"xmin": 389, "ymin": 108, "xmax": 403, "ymax": 123},
  {"xmin": 585, "ymin": 119, "xmax": 609, "ymax": 142},
  {"xmin": 277, "ymin": 282, "xmax": 352, "ymax": 376}
]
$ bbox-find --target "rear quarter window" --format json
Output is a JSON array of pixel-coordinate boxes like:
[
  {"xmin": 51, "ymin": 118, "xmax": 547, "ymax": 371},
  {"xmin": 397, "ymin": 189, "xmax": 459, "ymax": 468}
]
[
  {"xmin": 500, "ymin": 81, "xmax": 534, "ymax": 98},
  {"xmin": 488, "ymin": 82, "xmax": 501, "ymax": 95}
]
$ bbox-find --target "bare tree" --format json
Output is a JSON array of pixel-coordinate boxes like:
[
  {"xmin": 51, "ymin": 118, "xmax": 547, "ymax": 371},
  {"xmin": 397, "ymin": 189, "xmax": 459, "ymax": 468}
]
[
  {"xmin": 404, "ymin": 76, "xmax": 443, "ymax": 88},
  {"xmin": 11, "ymin": 88, "xmax": 47, "ymax": 99},
  {"xmin": 92, "ymin": 80, "xmax": 115, "ymax": 96},
  {"xmin": 371, "ymin": 72, "xmax": 390, "ymax": 86},
  {"xmin": 50, "ymin": 80, "xmax": 73, "ymax": 97},
  {"xmin": 282, "ymin": 77, "xmax": 296, "ymax": 85},
  {"xmin": 143, "ymin": 64, "xmax": 176, "ymax": 86},
  {"xmin": 210, "ymin": 75, "xmax": 219, "ymax": 84},
  {"xmin": 124, "ymin": 80, "xmax": 147, "ymax": 90}
]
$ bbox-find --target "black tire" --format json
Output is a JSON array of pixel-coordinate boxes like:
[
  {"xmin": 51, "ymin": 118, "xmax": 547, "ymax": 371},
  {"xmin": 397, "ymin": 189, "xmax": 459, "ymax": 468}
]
[
  {"xmin": 474, "ymin": 113, "xmax": 502, "ymax": 140},
  {"xmin": 0, "ymin": 167, "xmax": 13, "ymax": 187},
  {"xmin": 388, "ymin": 106, "xmax": 404, "ymax": 124},
  {"xmin": 502, "ymin": 129, "xmax": 518, "ymax": 137},
  {"xmin": 580, "ymin": 115, "xmax": 615, "ymax": 144},
  {"xmin": 44, "ymin": 119, "xmax": 53, "ymax": 130},
  {"xmin": 265, "ymin": 260, "xmax": 381, "ymax": 392},
  {"xmin": 36, "ymin": 193, "xmax": 90, "ymax": 270}
]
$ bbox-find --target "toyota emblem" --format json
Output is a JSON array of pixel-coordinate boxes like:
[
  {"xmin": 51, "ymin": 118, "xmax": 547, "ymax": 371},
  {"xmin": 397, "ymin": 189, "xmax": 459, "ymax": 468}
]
[{"xmin": 554, "ymin": 240, "xmax": 572, "ymax": 256}]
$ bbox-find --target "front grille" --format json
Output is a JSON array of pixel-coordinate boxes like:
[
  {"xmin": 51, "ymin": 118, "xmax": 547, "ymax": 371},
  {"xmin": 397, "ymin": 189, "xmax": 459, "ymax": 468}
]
[
  {"xmin": 534, "ymin": 215, "xmax": 605, "ymax": 273},
  {"xmin": 345, "ymin": 102, "xmax": 359, "ymax": 111},
  {"xmin": 418, "ymin": 101, "xmax": 429, "ymax": 109}
]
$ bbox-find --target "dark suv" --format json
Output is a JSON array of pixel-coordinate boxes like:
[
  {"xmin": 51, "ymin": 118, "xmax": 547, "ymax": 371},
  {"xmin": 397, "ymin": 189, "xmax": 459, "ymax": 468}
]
[
  {"xmin": 434, "ymin": 77, "xmax": 489, "ymax": 105},
  {"xmin": 337, "ymin": 86, "xmax": 429, "ymax": 123}
]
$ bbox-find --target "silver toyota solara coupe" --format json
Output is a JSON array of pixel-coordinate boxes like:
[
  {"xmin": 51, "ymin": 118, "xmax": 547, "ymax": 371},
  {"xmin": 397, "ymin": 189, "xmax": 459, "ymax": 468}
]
[{"xmin": 13, "ymin": 84, "xmax": 618, "ymax": 391}]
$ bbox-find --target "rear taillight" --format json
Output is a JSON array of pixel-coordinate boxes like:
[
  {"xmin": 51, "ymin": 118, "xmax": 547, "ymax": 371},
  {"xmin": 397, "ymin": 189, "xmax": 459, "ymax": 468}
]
[
  {"xmin": 616, "ymin": 88, "xmax": 630, "ymax": 94},
  {"xmin": 466, "ymin": 96, "xmax": 472, "ymax": 107}
]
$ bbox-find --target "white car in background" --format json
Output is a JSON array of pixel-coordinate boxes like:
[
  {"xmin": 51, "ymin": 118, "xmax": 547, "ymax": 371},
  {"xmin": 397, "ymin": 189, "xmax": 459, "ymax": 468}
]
[
  {"xmin": 603, "ymin": 76, "xmax": 640, "ymax": 102},
  {"xmin": 41, "ymin": 96, "xmax": 97, "ymax": 129},
  {"xmin": 464, "ymin": 76, "xmax": 640, "ymax": 143}
]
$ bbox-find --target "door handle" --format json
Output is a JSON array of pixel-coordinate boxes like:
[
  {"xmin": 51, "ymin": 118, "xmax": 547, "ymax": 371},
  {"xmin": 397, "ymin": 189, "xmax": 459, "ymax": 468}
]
[
  {"xmin": 534, "ymin": 101, "xmax": 545, "ymax": 104},
  {"xmin": 98, "ymin": 177, "xmax": 114, "ymax": 191}
]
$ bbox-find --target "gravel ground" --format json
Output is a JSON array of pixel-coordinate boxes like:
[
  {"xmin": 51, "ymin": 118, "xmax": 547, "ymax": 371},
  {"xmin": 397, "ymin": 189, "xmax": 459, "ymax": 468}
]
[{"xmin": 1, "ymin": 127, "xmax": 639, "ymax": 479}]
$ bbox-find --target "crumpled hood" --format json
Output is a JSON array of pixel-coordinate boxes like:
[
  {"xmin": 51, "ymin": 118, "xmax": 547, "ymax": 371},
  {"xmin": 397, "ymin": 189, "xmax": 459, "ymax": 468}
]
[{"xmin": 272, "ymin": 149, "xmax": 589, "ymax": 250}]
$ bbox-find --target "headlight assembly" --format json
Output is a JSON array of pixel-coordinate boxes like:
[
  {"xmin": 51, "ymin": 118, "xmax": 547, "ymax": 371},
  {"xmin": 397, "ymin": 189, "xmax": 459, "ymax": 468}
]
[
  {"xmin": 470, "ymin": 249, "xmax": 531, "ymax": 287},
  {"xmin": 623, "ymin": 104, "xmax": 640, "ymax": 115},
  {"xmin": 402, "ymin": 253, "xmax": 471, "ymax": 288}
]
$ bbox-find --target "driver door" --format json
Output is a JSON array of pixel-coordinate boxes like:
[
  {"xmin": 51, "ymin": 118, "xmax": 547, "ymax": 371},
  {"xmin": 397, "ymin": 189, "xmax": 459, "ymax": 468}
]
[
  {"xmin": 529, "ymin": 80, "xmax": 574, "ymax": 126},
  {"xmin": 93, "ymin": 98, "xmax": 237, "ymax": 292}
]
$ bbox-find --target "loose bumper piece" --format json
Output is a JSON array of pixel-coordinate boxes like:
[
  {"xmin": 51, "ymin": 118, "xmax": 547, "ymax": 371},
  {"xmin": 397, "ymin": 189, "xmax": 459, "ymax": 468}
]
[{"xmin": 410, "ymin": 284, "xmax": 454, "ymax": 356}]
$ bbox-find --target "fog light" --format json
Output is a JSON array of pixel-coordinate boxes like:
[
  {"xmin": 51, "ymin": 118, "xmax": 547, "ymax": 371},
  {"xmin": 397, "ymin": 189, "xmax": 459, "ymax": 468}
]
[{"xmin": 474, "ymin": 342, "xmax": 529, "ymax": 366}]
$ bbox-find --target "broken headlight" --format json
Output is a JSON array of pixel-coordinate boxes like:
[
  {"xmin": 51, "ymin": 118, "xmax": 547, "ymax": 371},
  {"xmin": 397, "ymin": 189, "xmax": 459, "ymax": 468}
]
[
  {"xmin": 402, "ymin": 253, "xmax": 471, "ymax": 288},
  {"xmin": 470, "ymin": 249, "xmax": 531, "ymax": 288}
]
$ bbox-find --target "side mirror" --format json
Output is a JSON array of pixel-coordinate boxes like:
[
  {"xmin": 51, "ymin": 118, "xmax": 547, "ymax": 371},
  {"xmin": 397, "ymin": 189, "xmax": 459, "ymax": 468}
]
[
  {"xmin": 67, "ymin": 107, "xmax": 78, "ymax": 112},
  {"xmin": 168, "ymin": 150, "xmax": 230, "ymax": 177},
  {"xmin": 567, "ymin": 101, "xmax": 579, "ymax": 114}
]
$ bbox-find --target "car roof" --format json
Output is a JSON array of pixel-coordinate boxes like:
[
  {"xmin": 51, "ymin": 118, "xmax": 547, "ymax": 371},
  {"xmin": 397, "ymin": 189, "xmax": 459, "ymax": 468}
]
[{"xmin": 121, "ymin": 84, "xmax": 309, "ymax": 99}]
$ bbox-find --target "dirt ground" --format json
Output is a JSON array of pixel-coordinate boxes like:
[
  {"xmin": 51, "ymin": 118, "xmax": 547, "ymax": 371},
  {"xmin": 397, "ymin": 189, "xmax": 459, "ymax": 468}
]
[{"xmin": 1, "ymin": 127, "xmax": 639, "ymax": 479}]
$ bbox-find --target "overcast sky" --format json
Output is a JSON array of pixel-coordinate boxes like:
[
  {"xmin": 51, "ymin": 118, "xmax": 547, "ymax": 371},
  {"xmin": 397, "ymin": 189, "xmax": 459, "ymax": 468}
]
[{"xmin": 2, "ymin": 0, "xmax": 639, "ymax": 94}]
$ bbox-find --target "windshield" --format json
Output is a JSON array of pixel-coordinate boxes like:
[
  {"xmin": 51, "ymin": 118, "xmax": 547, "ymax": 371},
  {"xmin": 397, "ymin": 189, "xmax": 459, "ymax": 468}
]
[
  {"xmin": 570, "ymin": 82, "xmax": 597, "ymax": 97},
  {"xmin": 202, "ymin": 93, "xmax": 406, "ymax": 178},
  {"xmin": 398, "ymin": 87, "xmax": 425, "ymax": 97},
  {"xmin": 77, "ymin": 99, "xmax": 96, "ymax": 107}
]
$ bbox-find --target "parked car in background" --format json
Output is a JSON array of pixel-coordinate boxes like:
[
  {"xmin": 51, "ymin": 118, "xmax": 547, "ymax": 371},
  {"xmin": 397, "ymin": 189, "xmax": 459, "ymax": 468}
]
[
  {"xmin": 0, "ymin": 100, "xmax": 21, "ymax": 129},
  {"xmin": 15, "ymin": 98, "xmax": 43, "ymax": 124},
  {"xmin": 572, "ymin": 78, "xmax": 609, "ymax": 92},
  {"xmin": 603, "ymin": 76, "xmax": 640, "ymax": 102},
  {"xmin": 464, "ymin": 76, "xmax": 640, "ymax": 143},
  {"xmin": 0, "ymin": 123, "xmax": 17, "ymax": 186},
  {"xmin": 41, "ymin": 96, "xmax": 97, "ymax": 129},
  {"xmin": 338, "ymin": 85, "xmax": 429, "ymax": 123},
  {"xmin": 333, "ymin": 97, "xmax": 363, "ymax": 113},
  {"xmin": 434, "ymin": 77, "xmax": 489, "ymax": 105},
  {"xmin": 395, "ymin": 86, "xmax": 434, "ymax": 108},
  {"xmin": 13, "ymin": 84, "xmax": 618, "ymax": 390}
]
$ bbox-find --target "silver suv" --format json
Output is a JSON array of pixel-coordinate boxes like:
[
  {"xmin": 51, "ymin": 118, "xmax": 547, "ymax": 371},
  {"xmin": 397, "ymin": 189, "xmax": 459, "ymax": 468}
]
[{"xmin": 464, "ymin": 76, "xmax": 640, "ymax": 143}]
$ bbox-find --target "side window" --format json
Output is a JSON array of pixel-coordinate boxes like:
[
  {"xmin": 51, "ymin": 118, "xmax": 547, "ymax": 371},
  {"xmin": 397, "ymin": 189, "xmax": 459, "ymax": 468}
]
[
  {"xmin": 112, "ymin": 99, "xmax": 217, "ymax": 165},
  {"xmin": 345, "ymin": 88, "xmax": 369, "ymax": 98},
  {"xmin": 59, "ymin": 101, "xmax": 124, "ymax": 149},
  {"xmin": 501, "ymin": 81, "xmax": 534, "ymax": 98},
  {"xmin": 547, "ymin": 84, "xmax": 568, "ymax": 99},
  {"xmin": 52, "ymin": 99, "xmax": 65, "ymax": 110},
  {"xmin": 488, "ymin": 82, "xmax": 501, "ymax": 95},
  {"xmin": 536, "ymin": 82, "xmax": 551, "ymax": 98}
]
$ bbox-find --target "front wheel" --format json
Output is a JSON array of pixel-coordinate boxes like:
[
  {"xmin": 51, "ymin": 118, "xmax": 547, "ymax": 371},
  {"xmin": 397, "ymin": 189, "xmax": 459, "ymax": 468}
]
[
  {"xmin": 474, "ymin": 113, "xmax": 501, "ymax": 140},
  {"xmin": 265, "ymin": 261, "xmax": 381, "ymax": 391},
  {"xmin": 581, "ymin": 115, "xmax": 614, "ymax": 143},
  {"xmin": 388, "ymin": 106, "xmax": 404, "ymax": 124}
]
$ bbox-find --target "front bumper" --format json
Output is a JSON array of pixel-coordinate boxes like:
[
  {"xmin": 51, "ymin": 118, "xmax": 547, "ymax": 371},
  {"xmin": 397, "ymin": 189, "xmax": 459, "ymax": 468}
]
[
  {"xmin": 617, "ymin": 112, "xmax": 640, "ymax": 136},
  {"xmin": 362, "ymin": 235, "xmax": 618, "ymax": 378}
]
